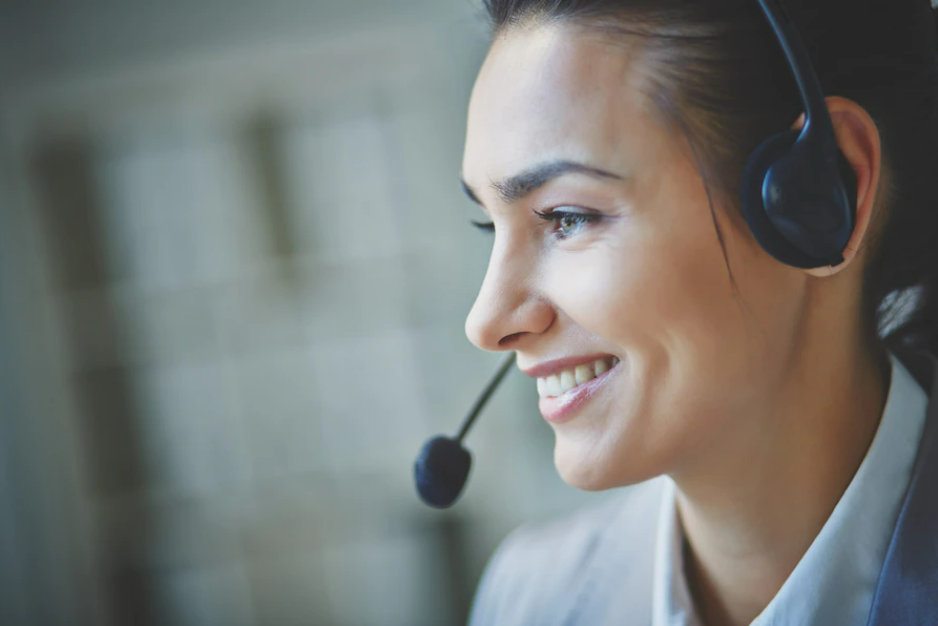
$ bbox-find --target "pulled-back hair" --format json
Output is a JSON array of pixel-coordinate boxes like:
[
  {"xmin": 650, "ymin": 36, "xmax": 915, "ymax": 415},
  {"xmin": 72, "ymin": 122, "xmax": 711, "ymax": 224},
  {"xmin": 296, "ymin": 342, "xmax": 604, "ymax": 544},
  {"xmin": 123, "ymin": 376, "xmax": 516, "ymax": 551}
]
[{"xmin": 482, "ymin": 0, "xmax": 938, "ymax": 358}]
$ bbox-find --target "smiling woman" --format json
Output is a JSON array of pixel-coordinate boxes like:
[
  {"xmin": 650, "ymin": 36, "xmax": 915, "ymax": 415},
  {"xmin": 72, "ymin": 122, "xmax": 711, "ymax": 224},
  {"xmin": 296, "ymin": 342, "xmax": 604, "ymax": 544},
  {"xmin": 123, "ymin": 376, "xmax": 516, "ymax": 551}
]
[{"xmin": 459, "ymin": 1, "xmax": 938, "ymax": 625}]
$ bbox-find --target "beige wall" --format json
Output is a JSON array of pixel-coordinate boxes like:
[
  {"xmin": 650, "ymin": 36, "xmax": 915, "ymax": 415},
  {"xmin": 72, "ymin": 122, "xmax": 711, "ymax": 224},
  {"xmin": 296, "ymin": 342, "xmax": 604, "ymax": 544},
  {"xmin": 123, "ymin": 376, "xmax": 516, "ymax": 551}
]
[{"xmin": 0, "ymin": 3, "xmax": 604, "ymax": 625}]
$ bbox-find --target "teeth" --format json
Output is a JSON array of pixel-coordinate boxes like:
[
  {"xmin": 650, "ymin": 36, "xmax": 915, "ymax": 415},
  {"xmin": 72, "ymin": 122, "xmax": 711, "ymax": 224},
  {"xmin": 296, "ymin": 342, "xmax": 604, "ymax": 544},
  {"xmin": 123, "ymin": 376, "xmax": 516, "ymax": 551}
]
[
  {"xmin": 594, "ymin": 359, "xmax": 608, "ymax": 377},
  {"xmin": 537, "ymin": 357, "xmax": 619, "ymax": 399},
  {"xmin": 559, "ymin": 370, "xmax": 576, "ymax": 394},
  {"xmin": 540, "ymin": 374, "xmax": 561, "ymax": 398},
  {"xmin": 574, "ymin": 364, "xmax": 594, "ymax": 385}
]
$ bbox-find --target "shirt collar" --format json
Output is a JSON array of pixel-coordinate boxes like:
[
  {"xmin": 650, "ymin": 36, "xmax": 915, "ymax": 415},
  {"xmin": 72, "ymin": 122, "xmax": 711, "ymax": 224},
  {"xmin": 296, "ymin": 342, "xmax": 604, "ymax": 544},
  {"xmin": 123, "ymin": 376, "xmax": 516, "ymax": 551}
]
[{"xmin": 652, "ymin": 352, "xmax": 929, "ymax": 626}]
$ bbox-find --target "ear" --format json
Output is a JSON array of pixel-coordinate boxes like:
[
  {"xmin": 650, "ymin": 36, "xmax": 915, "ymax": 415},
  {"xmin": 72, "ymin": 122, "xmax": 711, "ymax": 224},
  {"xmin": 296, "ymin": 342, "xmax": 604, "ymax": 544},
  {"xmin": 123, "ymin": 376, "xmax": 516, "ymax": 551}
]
[{"xmin": 793, "ymin": 96, "xmax": 882, "ymax": 278}]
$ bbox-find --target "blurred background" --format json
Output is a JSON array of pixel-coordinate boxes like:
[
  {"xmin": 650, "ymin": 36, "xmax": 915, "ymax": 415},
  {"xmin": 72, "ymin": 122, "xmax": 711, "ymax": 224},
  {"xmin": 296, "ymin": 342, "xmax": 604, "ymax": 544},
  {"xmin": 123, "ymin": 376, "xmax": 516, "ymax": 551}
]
[{"xmin": 0, "ymin": 1, "xmax": 603, "ymax": 625}]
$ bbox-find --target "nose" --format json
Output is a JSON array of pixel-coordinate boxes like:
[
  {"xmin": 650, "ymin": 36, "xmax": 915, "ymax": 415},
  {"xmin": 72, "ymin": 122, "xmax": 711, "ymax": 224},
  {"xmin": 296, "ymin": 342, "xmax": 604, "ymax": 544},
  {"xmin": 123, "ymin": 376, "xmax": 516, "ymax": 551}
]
[{"xmin": 464, "ymin": 242, "xmax": 554, "ymax": 352}]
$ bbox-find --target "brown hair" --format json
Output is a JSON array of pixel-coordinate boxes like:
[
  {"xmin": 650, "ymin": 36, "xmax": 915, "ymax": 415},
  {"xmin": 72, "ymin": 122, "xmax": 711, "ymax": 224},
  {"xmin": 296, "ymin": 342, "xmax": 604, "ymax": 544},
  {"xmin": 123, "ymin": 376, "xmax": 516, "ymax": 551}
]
[{"xmin": 482, "ymin": 0, "xmax": 938, "ymax": 356}]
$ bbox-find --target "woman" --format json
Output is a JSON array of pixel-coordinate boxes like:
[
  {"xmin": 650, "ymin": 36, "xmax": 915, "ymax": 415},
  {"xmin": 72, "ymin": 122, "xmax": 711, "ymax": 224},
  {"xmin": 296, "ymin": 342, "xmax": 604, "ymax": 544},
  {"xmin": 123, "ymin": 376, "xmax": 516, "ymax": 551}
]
[{"xmin": 460, "ymin": 0, "xmax": 938, "ymax": 624}]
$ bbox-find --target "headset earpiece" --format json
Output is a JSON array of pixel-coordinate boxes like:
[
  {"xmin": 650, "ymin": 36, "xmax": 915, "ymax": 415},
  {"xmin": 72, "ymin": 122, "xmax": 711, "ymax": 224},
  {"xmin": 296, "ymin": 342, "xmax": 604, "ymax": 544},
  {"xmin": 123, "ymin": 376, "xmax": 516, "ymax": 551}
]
[
  {"xmin": 739, "ymin": 0, "xmax": 861, "ymax": 271},
  {"xmin": 740, "ymin": 127, "xmax": 858, "ymax": 269}
]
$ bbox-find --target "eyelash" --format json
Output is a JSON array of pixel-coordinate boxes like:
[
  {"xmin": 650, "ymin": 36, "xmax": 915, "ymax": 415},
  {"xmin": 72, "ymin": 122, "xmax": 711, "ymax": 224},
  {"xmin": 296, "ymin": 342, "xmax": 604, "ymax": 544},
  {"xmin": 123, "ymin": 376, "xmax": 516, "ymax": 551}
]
[
  {"xmin": 470, "ymin": 209, "xmax": 600, "ymax": 239},
  {"xmin": 534, "ymin": 209, "xmax": 601, "ymax": 239},
  {"xmin": 471, "ymin": 220, "xmax": 495, "ymax": 233}
]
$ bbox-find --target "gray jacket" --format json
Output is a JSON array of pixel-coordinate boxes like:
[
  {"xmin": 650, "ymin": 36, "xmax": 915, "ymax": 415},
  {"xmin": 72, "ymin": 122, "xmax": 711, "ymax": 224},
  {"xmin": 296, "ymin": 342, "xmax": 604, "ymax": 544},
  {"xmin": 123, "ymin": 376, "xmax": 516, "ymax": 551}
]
[{"xmin": 467, "ymin": 478, "xmax": 668, "ymax": 626}]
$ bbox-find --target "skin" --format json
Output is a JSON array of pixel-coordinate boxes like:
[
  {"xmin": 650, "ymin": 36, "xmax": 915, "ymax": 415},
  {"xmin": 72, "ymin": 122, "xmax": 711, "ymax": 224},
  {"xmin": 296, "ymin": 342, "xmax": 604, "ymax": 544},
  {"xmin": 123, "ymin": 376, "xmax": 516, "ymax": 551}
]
[{"xmin": 461, "ymin": 21, "xmax": 888, "ymax": 626}]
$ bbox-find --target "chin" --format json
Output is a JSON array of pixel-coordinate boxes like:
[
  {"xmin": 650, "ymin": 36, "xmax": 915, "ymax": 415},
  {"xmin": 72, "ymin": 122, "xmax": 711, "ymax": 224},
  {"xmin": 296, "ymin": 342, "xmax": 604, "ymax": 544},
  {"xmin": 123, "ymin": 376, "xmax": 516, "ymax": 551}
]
[
  {"xmin": 553, "ymin": 435, "xmax": 661, "ymax": 492},
  {"xmin": 554, "ymin": 441, "xmax": 625, "ymax": 492}
]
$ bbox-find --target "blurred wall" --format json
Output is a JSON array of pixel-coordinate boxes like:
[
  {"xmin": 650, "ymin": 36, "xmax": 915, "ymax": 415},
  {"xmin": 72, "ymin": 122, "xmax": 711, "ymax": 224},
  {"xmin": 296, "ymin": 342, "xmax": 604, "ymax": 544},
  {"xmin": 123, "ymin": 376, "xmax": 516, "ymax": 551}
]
[
  {"xmin": 0, "ymin": 167, "xmax": 30, "ymax": 626},
  {"xmin": 0, "ymin": 2, "xmax": 604, "ymax": 625}
]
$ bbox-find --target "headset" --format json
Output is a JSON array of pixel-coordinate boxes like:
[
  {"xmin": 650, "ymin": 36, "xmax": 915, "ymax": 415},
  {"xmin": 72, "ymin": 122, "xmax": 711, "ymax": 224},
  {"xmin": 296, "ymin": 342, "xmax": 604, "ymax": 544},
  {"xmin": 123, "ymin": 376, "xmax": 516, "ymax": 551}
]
[{"xmin": 414, "ymin": 0, "xmax": 858, "ymax": 508}]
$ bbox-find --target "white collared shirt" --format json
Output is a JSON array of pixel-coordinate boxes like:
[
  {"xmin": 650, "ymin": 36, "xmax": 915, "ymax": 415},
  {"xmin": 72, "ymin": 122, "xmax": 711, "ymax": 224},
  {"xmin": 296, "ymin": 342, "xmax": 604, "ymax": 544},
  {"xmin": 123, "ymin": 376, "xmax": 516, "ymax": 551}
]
[{"xmin": 652, "ymin": 352, "xmax": 930, "ymax": 626}]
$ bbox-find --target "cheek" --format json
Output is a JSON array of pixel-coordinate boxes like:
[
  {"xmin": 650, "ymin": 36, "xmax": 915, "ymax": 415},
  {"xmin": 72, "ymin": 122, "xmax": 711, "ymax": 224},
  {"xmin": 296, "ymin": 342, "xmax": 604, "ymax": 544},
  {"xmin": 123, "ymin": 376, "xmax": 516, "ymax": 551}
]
[
  {"xmin": 549, "ymin": 216, "xmax": 742, "ymax": 359},
  {"xmin": 543, "ymin": 221, "xmax": 769, "ymax": 486},
  {"xmin": 545, "ymin": 200, "xmax": 796, "ymax": 440}
]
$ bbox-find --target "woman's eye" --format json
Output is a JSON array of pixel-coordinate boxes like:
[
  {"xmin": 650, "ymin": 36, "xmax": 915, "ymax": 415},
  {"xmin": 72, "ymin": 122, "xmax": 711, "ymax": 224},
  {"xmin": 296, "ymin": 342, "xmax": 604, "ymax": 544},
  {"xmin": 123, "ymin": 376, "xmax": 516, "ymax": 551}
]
[
  {"xmin": 469, "ymin": 210, "xmax": 600, "ymax": 238},
  {"xmin": 534, "ymin": 208, "xmax": 601, "ymax": 239}
]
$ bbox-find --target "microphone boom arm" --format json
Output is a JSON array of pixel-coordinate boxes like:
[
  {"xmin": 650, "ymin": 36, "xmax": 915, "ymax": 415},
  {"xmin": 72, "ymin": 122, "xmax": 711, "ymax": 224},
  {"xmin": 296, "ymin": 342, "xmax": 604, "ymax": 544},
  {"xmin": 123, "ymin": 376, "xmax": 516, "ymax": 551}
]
[{"xmin": 456, "ymin": 351, "xmax": 517, "ymax": 443}]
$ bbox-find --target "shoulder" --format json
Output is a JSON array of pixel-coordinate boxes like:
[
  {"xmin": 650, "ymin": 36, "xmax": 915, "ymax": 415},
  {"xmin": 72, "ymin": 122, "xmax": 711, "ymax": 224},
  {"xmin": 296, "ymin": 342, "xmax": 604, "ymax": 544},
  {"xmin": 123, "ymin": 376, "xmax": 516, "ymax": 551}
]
[{"xmin": 468, "ymin": 477, "xmax": 668, "ymax": 626}]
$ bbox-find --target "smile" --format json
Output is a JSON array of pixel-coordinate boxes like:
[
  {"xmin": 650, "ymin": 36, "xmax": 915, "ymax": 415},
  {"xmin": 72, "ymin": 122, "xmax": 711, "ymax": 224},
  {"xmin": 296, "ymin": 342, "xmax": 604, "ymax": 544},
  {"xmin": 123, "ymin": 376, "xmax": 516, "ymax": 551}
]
[{"xmin": 537, "ymin": 356, "xmax": 620, "ymax": 398}]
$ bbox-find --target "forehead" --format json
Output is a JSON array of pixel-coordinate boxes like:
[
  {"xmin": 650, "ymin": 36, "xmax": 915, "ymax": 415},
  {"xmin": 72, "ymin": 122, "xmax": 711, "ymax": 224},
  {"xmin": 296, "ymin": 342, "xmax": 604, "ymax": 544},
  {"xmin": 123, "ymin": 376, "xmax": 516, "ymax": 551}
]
[{"xmin": 462, "ymin": 22, "xmax": 651, "ymax": 192}]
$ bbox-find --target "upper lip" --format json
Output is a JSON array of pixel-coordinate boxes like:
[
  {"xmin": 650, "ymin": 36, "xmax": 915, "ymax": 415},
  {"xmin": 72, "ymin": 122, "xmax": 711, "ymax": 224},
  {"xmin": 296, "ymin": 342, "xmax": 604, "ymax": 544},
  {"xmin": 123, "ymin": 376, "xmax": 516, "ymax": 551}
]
[{"xmin": 518, "ymin": 353, "xmax": 618, "ymax": 379}]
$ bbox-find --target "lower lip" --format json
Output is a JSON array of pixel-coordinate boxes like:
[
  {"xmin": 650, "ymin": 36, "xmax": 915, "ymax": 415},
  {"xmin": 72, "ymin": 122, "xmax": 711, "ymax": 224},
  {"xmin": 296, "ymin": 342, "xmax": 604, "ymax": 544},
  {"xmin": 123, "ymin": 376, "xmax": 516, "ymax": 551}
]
[{"xmin": 538, "ymin": 361, "xmax": 621, "ymax": 424}]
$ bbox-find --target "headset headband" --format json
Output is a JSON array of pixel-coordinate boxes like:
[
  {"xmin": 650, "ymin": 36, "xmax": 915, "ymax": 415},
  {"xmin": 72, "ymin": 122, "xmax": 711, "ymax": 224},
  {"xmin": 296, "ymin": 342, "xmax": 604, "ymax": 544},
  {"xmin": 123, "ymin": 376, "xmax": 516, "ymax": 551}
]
[{"xmin": 756, "ymin": 0, "xmax": 838, "ymax": 155}]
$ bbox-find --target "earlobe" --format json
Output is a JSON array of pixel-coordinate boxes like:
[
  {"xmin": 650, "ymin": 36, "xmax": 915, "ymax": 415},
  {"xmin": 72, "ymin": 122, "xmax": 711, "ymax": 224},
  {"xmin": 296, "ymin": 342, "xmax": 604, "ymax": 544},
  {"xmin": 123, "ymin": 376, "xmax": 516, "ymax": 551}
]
[{"xmin": 799, "ymin": 97, "xmax": 882, "ymax": 278}]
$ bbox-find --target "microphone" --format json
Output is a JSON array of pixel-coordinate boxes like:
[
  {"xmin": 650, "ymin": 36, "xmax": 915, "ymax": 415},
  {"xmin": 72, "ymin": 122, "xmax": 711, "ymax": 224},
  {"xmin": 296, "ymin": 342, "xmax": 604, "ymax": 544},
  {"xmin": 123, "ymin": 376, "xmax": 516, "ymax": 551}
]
[{"xmin": 413, "ymin": 352, "xmax": 517, "ymax": 509}]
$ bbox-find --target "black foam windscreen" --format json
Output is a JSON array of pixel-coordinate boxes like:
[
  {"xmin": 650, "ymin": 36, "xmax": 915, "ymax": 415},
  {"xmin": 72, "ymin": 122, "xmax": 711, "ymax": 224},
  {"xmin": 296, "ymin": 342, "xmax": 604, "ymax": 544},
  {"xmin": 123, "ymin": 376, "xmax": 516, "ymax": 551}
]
[
  {"xmin": 414, "ymin": 352, "xmax": 515, "ymax": 509},
  {"xmin": 414, "ymin": 436, "xmax": 472, "ymax": 509}
]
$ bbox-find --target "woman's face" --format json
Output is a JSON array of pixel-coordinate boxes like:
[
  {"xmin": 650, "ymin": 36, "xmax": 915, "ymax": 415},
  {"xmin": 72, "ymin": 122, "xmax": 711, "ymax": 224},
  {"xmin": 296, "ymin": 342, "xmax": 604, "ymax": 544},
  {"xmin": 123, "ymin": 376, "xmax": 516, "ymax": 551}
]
[{"xmin": 461, "ymin": 22, "xmax": 807, "ymax": 490}]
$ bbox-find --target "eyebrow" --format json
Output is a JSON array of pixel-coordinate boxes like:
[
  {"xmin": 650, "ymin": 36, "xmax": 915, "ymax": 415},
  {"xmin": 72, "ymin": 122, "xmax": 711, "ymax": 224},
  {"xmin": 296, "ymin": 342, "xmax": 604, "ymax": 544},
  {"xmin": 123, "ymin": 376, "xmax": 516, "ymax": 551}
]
[{"xmin": 460, "ymin": 159, "xmax": 625, "ymax": 206}]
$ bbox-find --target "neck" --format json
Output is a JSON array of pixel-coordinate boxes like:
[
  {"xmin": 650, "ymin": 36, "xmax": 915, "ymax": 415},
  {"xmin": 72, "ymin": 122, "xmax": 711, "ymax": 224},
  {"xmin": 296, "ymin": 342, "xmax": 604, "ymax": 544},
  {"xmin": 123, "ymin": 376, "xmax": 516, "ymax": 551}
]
[{"xmin": 671, "ymin": 331, "xmax": 890, "ymax": 626}]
